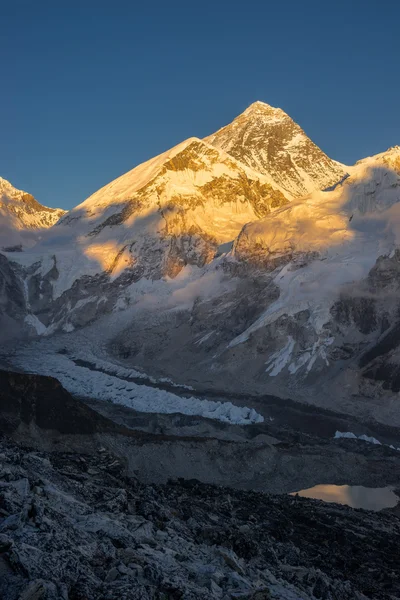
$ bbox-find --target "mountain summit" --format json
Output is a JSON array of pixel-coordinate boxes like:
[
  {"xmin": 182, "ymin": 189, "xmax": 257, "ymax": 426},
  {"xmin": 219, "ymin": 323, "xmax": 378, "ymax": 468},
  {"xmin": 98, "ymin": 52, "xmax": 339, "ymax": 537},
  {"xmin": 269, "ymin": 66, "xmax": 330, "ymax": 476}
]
[
  {"xmin": 242, "ymin": 100, "xmax": 288, "ymax": 120},
  {"xmin": 0, "ymin": 177, "xmax": 65, "ymax": 249},
  {"xmin": 205, "ymin": 101, "xmax": 347, "ymax": 198}
]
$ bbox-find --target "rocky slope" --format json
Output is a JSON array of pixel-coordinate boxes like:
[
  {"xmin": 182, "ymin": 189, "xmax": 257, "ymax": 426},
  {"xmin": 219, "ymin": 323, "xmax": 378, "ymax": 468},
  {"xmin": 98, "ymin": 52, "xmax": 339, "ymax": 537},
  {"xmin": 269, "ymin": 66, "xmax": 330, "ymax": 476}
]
[
  {"xmin": 0, "ymin": 254, "xmax": 27, "ymax": 342},
  {"xmin": 1, "ymin": 368, "xmax": 400, "ymax": 600},
  {"xmin": 0, "ymin": 177, "xmax": 65, "ymax": 250},
  {"xmin": 205, "ymin": 101, "xmax": 347, "ymax": 199},
  {"xmin": 3, "ymin": 436, "xmax": 400, "ymax": 600}
]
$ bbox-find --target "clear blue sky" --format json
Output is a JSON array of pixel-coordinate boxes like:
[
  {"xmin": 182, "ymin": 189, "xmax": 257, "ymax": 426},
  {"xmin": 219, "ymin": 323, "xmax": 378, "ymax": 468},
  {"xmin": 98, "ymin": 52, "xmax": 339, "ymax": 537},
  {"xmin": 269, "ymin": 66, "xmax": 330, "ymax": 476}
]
[{"xmin": 2, "ymin": 0, "xmax": 399, "ymax": 209}]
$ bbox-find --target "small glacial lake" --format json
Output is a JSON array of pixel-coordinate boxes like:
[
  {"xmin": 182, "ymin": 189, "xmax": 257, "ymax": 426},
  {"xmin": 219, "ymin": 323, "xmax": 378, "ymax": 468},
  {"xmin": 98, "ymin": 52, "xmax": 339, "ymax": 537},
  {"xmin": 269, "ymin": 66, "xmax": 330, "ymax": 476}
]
[{"xmin": 290, "ymin": 484, "xmax": 399, "ymax": 511}]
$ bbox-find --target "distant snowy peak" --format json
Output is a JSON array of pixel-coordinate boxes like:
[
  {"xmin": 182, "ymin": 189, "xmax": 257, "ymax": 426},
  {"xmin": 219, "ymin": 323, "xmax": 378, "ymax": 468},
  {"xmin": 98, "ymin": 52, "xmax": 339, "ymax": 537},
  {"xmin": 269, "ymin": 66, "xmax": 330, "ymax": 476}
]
[
  {"xmin": 205, "ymin": 101, "xmax": 347, "ymax": 199},
  {"xmin": 0, "ymin": 177, "xmax": 65, "ymax": 248},
  {"xmin": 241, "ymin": 101, "xmax": 288, "ymax": 122},
  {"xmin": 355, "ymin": 145, "xmax": 400, "ymax": 173}
]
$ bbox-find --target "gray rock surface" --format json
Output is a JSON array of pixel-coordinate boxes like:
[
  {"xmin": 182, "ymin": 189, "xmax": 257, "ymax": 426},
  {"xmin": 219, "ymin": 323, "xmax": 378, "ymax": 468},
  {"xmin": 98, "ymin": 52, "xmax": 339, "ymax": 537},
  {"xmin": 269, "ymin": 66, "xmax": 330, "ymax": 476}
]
[{"xmin": 1, "ymin": 436, "xmax": 400, "ymax": 600}]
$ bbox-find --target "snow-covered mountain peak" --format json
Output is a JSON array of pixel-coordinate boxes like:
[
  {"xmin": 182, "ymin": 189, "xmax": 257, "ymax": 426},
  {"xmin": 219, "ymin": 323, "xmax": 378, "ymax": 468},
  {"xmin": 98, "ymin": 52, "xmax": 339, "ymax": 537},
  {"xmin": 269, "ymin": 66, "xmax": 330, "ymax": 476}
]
[
  {"xmin": 205, "ymin": 104, "xmax": 347, "ymax": 199},
  {"xmin": 354, "ymin": 146, "xmax": 400, "ymax": 175},
  {"xmin": 0, "ymin": 176, "xmax": 19, "ymax": 196},
  {"xmin": 241, "ymin": 101, "xmax": 287, "ymax": 122},
  {"xmin": 0, "ymin": 176, "xmax": 66, "ymax": 249},
  {"xmin": 17, "ymin": 135, "xmax": 288, "ymax": 301},
  {"xmin": 73, "ymin": 137, "xmax": 205, "ymax": 212}
]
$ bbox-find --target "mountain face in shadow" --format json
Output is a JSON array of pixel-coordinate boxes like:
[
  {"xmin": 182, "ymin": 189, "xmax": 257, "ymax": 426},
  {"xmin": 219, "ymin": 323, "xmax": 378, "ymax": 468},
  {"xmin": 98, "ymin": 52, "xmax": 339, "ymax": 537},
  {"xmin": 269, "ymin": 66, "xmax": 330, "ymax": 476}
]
[{"xmin": 0, "ymin": 368, "xmax": 117, "ymax": 436}]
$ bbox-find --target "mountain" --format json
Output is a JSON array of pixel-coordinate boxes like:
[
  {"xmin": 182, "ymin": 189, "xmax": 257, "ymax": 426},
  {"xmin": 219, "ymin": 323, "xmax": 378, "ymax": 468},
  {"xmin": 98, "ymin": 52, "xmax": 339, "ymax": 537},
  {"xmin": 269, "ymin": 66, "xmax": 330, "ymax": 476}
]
[
  {"xmin": 108, "ymin": 146, "xmax": 400, "ymax": 426},
  {"xmin": 205, "ymin": 101, "xmax": 347, "ymax": 198},
  {"xmin": 57, "ymin": 135, "xmax": 288, "ymax": 258},
  {"xmin": 0, "ymin": 176, "xmax": 65, "ymax": 250},
  {"xmin": 6, "ymin": 136, "xmax": 288, "ymax": 333},
  {"xmin": 4, "ymin": 105, "xmax": 400, "ymax": 428},
  {"xmin": 6, "ymin": 101, "xmax": 348, "ymax": 328},
  {"xmin": 4, "ymin": 105, "xmax": 400, "ymax": 600}
]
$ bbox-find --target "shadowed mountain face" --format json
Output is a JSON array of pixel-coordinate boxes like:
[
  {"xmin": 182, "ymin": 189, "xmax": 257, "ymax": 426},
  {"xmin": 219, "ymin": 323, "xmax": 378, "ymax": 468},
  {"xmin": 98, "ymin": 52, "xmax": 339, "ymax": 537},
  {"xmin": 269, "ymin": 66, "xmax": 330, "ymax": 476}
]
[
  {"xmin": 205, "ymin": 101, "xmax": 347, "ymax": 199},
  {"xmin": 0, "ymin": 369, "xmax": 116, "ymax": 435},
  {"xmin": 0, "ymin": 253, "xmax": 27, "ymax": 342}
]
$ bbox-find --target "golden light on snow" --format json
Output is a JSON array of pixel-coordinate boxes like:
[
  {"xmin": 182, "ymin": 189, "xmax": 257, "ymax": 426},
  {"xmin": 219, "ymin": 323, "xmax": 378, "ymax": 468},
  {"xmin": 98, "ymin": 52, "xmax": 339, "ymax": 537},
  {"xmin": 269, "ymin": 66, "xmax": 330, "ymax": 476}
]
[{"xmin": 83, "ymin": 242, "xmax": 133, "ymax": 276}]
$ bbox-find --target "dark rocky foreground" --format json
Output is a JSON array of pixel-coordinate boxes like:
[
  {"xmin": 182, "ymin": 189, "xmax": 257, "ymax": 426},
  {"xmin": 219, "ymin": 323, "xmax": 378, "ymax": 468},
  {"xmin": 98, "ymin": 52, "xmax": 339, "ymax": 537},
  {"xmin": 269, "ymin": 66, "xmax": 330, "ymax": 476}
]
[
  {"xmin": 1, "ymin": 368, "xmax": 400, "ymax": 599},
  {"xmin": 1, "ymin": 437, "xmax": 400, "ymax": 600}
]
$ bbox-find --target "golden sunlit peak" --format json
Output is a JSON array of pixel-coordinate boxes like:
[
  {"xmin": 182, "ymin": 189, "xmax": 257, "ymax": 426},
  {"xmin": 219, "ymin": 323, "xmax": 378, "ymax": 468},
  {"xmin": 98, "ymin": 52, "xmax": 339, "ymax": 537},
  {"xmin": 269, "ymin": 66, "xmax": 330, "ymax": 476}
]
[
  {"xmin": 247, "ymin": 100, "xmax": 275, "ymax": 109},
  {"xmin": 241, "ymin": 101, "xmax": 287, "ymax": 120}
]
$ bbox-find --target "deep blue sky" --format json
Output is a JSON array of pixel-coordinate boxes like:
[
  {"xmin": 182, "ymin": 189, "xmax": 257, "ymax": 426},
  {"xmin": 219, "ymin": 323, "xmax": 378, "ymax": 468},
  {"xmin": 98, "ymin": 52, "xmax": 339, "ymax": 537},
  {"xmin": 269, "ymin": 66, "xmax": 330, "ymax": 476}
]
[{"xmin": 2, "ymin": 0, "xmax": 399, "ymax": 209}]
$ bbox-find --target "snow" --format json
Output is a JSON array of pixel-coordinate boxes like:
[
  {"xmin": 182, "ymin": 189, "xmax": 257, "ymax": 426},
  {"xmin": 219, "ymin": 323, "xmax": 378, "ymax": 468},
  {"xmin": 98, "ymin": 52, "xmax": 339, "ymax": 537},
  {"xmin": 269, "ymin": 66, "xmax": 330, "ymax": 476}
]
[
  {"xmin": 204, "ymin": 101, "xmax": 346, "ymax": 200},
  {"xmin": 8, "ymin": 135, "xmax": 285, "ymax": 300},
  {"xmin": 0, "ymin": 177, "xmax": 65, "ymax": 248},
  {"xmin": 13, "ymin": 334, "xmax": 264, "ymax": 425},
  {"xmin": 195, "ymin": 331, "xmax": 215, "ymax": 345},
  {"xmin": 265, "ymin": 336, "xmax": 295, "ymax": 376},
  {"xmin": 242, "ymin": 101, "xmax": 288, "ymax": 123},
  {"xmin": 24, "ymin": 314, "xmax": 47, "ymax": 335},
  {"xmin": 64, "ymin": 136, "xmax": 278, "ymax": 216},
  {"xmin": 228, "ymin": 154, "xmax": 400, "ymax": 360}
]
